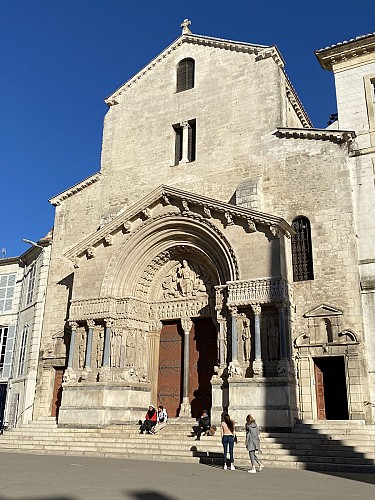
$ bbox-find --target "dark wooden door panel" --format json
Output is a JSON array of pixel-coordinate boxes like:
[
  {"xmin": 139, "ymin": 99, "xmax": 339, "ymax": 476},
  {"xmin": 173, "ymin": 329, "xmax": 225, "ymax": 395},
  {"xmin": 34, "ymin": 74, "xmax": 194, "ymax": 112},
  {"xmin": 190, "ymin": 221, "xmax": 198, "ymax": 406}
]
[
  {"xmin": 51, "ymin": 368, "xmax": 64, "ymax": 418},
  {"xmin": 314, "ymin": 362, "xmax": 326, "ymax": 420},
  {"xmin": 189, "ymin": 318, "xmax": 217, "ymax": 418},
  {"xmin": 157, "ymin": 321, "xmax": 183, "ymax": 417}
]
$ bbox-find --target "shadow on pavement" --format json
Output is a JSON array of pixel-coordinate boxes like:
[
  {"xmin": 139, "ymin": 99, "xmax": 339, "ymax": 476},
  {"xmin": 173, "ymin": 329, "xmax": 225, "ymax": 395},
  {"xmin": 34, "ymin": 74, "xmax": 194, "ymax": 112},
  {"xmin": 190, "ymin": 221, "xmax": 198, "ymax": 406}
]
[{"xmin": 126, "ymin": 492, "xmax": 177, "ymax": 500}]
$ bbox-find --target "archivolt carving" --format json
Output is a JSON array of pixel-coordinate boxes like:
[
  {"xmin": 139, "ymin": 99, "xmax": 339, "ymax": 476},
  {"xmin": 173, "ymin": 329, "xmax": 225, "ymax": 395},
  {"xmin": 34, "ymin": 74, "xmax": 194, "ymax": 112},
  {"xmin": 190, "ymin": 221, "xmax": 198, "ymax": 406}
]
[{"xmin": 100, "ymin": 211, "xmax": 239, "ymax": 298}]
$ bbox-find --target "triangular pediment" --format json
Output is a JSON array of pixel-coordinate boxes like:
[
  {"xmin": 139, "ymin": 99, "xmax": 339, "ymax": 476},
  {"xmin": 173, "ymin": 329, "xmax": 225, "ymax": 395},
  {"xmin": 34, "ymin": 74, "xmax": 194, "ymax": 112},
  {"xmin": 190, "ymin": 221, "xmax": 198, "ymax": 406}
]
[
  {"xmin": 105, "ymin": 33, "xmax": 282, "ymax": 106},
  {"xmin": 304, "ymin": 304, "xmax": 343, "ymax": 318},
  {"xmin": 65, "ymin": 185, "xmax": 293, "ymax": 261}
]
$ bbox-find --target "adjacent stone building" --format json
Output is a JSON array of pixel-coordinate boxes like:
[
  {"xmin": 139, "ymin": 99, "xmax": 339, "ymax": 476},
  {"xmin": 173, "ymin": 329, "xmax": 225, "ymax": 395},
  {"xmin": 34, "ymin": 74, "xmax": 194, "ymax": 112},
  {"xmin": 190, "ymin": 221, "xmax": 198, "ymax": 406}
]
[
  {"xmin": 0, "ymin": 236, "xmax": 52, "ymax": 428},
  {"xmin": 32, "ymin": 23, "xmax": 375, "ymax": 428}
]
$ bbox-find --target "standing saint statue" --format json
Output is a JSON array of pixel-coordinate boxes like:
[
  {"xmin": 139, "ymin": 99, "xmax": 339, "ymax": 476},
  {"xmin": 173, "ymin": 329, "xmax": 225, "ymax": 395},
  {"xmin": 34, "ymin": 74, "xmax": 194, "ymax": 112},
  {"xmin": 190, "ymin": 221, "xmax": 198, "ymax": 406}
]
[{"xmin": 242, "ymin": 318, "xmax": 251, "ymax": 363}]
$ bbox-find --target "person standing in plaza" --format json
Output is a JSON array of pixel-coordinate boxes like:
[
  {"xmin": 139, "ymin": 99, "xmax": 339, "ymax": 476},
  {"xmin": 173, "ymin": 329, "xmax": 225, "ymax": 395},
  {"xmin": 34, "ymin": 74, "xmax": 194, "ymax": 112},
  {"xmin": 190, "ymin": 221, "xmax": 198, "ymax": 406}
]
[
  {"xmin": 221, "ymin": 413, "xmax": 236, "ymax": 470},
  {"xmin": 245, "ymin": 414, "xmax": 264, "ymax": 473}
]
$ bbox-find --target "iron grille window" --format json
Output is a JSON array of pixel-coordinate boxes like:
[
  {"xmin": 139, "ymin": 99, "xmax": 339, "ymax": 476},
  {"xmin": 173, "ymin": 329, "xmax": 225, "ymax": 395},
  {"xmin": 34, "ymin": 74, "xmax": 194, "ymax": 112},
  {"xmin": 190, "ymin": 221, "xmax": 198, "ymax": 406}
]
[
  {"xmin": 291, "ymin": 217, "xmax": 314, "ymax": 281},
  {"xmin": 176, "ymin": 58, "xmax": 195, "ymax": 93}
]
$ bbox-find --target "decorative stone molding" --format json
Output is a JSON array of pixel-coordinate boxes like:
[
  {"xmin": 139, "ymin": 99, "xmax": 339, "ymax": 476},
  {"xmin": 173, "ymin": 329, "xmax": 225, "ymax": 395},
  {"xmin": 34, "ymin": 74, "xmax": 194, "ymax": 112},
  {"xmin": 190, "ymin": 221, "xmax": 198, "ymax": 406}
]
[
  {"xmin": 104, "ymin": 234, "xmax": 113, "ymax": 246},
  {"xmin": 226, "ymin": 278, "xmax": 287, "ymax": 306},
  {"xmin": 65, "ymin": 185, "xmax": 292, "ymax": 262},
  {"xmin": 86, "ymin": 247, "xmax": 95, "ymax": 259},
  {"xmin": 228, "ymin": 360, "xmax": 243, "ymax": 378},
  {"xmin": 69, "ymin": 296, "xmax": 149, "ymax": 322},
  {"xmin": 49, "ymin": 172, "xmax": 101, "ymax": 206},
  {"xmin": 274, "ymin": 127, "xmax": 356, "ymax": 144},
  {"xmin": 316, "ymin": 32, "xmax": 375, "ymax": 71}
]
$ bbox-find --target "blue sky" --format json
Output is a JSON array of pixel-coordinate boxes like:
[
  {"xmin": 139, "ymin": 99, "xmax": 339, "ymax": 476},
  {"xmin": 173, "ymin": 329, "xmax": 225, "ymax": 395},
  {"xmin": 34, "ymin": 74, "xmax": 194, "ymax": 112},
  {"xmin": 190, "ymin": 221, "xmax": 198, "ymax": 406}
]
[{"xmin": 1, "ymin": 0, "xmax": 374, "ymax": 257}]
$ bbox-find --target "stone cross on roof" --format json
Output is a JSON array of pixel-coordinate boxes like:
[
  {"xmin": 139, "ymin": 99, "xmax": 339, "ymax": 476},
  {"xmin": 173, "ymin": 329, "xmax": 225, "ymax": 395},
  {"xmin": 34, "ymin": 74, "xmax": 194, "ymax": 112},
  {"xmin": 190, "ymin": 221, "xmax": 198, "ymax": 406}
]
[{"xmin": 181, "ymin": 19, "xmax": 192, "ymax": 35}]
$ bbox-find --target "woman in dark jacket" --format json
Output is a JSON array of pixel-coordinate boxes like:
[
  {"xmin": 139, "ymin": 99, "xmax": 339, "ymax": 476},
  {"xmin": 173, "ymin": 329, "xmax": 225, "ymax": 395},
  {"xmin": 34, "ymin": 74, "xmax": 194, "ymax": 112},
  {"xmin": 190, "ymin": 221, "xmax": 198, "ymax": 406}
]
[{"xmin": 245, "ymin": 414, "xmax": 264, "ymax": 473}]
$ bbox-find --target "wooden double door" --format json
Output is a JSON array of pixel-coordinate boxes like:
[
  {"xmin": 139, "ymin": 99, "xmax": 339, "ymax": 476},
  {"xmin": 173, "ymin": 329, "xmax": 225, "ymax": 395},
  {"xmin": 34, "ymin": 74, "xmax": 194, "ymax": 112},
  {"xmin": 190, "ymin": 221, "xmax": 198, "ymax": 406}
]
[
  {"xmin": 157, "ymin": 318, "xmax": 217, "ymax": 418},
  {"xmin": 314, "ymin": 356, "xmax": 349, "ymax": 420}
]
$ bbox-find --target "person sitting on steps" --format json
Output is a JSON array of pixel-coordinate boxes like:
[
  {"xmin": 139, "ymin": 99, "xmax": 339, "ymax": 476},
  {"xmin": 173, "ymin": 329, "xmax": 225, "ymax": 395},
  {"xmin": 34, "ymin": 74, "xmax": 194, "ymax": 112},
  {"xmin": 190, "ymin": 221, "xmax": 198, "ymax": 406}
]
[
  {"xmin": 195, "ymin": 409, "xmax": 211, "ymax": 440},
  {"xmin": 139, "ymin": 405, "xmax": 157, "ymax": 434},
  {"xmin": 150, "ymin": 405, "xmax": 168, "ymax": 434}
]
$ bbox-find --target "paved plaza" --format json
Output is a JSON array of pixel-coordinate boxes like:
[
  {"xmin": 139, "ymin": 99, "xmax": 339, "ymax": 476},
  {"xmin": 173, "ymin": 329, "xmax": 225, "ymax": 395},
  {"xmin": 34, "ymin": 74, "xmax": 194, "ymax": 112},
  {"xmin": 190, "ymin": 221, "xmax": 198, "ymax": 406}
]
[{"xmin": 0, "ymin": 452, "xmax": 374, "ymax": 500}]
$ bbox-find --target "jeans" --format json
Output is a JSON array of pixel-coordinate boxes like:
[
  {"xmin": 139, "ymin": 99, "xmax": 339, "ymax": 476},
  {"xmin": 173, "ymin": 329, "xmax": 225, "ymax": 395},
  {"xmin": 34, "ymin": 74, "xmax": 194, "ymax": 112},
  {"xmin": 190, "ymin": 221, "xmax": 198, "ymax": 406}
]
[{"xmin": 222, "ymin": 435, "xmax": 234, "ymax": 464}]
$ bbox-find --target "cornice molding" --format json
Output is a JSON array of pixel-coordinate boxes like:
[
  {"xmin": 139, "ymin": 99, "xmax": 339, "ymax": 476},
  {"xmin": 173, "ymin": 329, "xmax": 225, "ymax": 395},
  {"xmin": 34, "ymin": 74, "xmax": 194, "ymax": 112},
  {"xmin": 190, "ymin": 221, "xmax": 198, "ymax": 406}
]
[
  {"xmin": 49, "ymin": 172, "xmax": 101, "ymax": 206},
  {"xmin": 65, "ymin": 184, "xmax": 294, "ymax": 261},
  {"xmin": 105, "ymin": 34, "xmax": 274, "ymax": 106},
  {"xmin": 273, "ymin": 127, "xmax": 356, "ymax": 144},
  {"xmin": 315, "ymin": 33, "xmax": 375, "ymax": 71}
]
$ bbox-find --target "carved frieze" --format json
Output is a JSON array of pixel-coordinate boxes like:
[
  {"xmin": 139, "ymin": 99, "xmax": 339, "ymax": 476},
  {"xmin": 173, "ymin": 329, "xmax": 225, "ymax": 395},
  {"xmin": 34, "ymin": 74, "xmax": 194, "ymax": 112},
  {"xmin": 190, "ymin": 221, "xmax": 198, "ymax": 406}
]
[{"xmin": 227, "ymin": 278, "xmax": 287, "ymax": 305}]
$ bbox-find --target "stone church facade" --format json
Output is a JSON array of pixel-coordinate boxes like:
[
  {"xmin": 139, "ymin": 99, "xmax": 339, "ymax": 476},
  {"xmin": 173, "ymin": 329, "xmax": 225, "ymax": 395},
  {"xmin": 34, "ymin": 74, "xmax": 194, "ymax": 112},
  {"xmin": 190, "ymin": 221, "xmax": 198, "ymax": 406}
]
[{"xmin": 33, "ymin": 23, "xmax": 375, "ymax": 428}]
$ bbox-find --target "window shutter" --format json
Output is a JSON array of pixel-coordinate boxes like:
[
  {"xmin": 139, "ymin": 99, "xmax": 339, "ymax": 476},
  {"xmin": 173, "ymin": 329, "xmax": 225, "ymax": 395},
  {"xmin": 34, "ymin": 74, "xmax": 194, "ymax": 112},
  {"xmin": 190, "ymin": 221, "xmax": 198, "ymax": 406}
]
[
  {"xmin": 176, "ymin": 59, "xmax": 195, "ymax": 93},
  {"xmin": 2, "ymin": 325, "xmax": 15, "ymax": 379}
]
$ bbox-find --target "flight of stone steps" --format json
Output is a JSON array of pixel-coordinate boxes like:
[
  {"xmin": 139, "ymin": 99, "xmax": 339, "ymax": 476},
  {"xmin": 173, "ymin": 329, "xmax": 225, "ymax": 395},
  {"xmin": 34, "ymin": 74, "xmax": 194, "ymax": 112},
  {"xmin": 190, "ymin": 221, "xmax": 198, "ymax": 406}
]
[{"xmin": 1, "ymin": 417, "xmax": 375, "ymax": 473}]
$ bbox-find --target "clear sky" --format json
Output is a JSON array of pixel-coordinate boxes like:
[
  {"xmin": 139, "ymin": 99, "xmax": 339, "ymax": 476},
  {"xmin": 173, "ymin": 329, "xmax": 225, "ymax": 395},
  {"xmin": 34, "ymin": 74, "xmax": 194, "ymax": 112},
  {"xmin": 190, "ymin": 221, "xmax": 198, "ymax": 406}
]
[{"xmin": 1, "ymin": 0, "xmax": 374, "ymax": 257}]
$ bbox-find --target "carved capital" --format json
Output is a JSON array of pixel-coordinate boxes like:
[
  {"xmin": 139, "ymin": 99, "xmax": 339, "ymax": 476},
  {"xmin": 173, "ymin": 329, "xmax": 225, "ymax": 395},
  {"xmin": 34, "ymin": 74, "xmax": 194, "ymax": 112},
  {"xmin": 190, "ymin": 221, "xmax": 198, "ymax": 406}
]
[
  {"xmin": 228, "ymin": 305, "xmax": 238, "ymax": 316},
  {"xmin": 69, "ymin": 321, "xmax": 78, "ymax": 330},
  {"xmin": 251, "ymin": 303, "xmax": 261, "ymax": 316},
  {"xmin": 181, "ymin": 318, "xmax": 193, "ymax": 333},
  {"xmin": 104, "ymin": 318, "xmax": 114, "ymax": 328},
  {"xmin": 86, "ymin": 319, "xmax": 95, "ymax": 329}
]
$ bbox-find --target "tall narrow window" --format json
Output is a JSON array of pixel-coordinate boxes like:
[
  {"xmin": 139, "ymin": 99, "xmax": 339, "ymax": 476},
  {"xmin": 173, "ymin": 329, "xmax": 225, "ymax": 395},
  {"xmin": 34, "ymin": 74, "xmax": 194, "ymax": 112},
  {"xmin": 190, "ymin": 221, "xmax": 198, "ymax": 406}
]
[
  {"xmin": 0, "ymin": 326, "xmax": 8, "ymax": 372},
  {"xmin": 0, "ymin": 273, "xmax": 16, "ymax": 312},
  {"xmin": 26, "ymin": 265, "xmax": 36, "ymax": 305},
  {"xmin": 17, "ymin": 324, "xmax": 29, "ymax": 377},
  {"xmin": 173, "ymin": 120, "xmax": 196, "ymax": 165},
  {"xmin": 291, "ymin": 216, "xmax": 314, "ymax": 281},
  {"xmin": 176, "ymin": 58, "xmax": 195, "ymax": 93}
]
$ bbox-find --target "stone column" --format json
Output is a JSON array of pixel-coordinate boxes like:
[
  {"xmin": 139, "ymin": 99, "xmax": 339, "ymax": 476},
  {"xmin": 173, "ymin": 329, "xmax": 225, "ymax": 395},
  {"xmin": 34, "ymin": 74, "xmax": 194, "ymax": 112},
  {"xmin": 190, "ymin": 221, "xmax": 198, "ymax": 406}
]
[
  {"xmin": 228, "ymin": 307, "xmax": 243, "ymax": 377},
  {"xmin": 67, "ymin": 322, "xmax": 77, "ymax": 368},
  {"xmin": 277, "ymin": 303, "xmax": 291, "ymax": 377},
  {"xmin": 180, "ymin": 121, "xmax": 191, "ymax": 163},
  {"xmin": 63, "ymin": 321, "xmax": 78, "ymax": 384},
  {"xmin": 251, "ymin": 303, "xmax": 263, "ymax": 377},
  {"xmin": 180, "ymin": 318, "xmax": 193, "ymax": 417},
  {"xmin": 218, "ymin": 318, "xmax": 227, "ymax": 368},
  {"xmin": 84, "ymin": 320, "xmax": 94, "ymax": 369},
  {"xmin": 103, "ymin": 319, "xmax": 112, "ymax": 367}
]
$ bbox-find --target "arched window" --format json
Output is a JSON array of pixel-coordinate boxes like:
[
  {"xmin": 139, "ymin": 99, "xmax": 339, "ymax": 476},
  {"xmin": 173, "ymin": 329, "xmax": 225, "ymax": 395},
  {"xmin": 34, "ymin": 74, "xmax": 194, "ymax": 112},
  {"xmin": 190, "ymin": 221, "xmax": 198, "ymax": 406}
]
[
  {"xmin": 176, "ymin": 58, "xmax": 195, "ymax": 93},
  {"xmin": 291, "ymin": 216, "xmax": 314, "ymax": 281}
]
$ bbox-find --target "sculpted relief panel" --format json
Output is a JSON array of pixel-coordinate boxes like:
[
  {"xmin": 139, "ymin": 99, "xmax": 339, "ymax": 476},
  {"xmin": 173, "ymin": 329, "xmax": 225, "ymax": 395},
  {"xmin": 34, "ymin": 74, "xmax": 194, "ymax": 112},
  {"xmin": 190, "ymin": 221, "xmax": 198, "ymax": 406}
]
[{"xmin": 161, "ymin": 259, "xmax": 213, "ymax": 299}]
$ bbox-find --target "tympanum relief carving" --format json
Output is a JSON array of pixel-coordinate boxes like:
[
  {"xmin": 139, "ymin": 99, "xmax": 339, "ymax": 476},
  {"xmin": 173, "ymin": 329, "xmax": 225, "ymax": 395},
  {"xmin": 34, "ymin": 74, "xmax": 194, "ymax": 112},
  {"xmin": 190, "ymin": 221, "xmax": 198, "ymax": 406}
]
[{"xmin": 161, "ymin": 259, "xmax": 213, "ymax": 299}]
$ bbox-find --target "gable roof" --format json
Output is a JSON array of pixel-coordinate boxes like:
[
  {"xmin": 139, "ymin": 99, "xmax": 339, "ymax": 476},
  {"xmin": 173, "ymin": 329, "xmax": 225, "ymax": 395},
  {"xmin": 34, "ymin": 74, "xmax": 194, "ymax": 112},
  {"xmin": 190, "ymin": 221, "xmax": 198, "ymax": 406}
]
[
  {"xmin": 105, "ymin": 33, "xmax": 284, "ymax": 106},
  {"xmin": 65, "ymin": 184, "xmax": 294, "ymax": 260}
]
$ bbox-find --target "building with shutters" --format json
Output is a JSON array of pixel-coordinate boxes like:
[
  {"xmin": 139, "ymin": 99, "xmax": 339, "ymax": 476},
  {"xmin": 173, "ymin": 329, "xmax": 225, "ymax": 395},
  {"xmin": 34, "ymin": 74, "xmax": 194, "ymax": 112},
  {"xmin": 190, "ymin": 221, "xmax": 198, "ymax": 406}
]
[
  {"xmin": 0, "ymin": 236, "xmax": 52, "ymax": 428},
  {"xmin": 30, "ymin": 22, "xmax": 375, "ymax": 428}
]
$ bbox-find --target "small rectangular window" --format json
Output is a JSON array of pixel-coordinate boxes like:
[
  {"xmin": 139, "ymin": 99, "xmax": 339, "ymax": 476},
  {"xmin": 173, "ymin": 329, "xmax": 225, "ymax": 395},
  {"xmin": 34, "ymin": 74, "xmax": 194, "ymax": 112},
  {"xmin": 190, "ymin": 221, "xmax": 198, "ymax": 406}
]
[{"xmin": 173, "ymin": 119, "xmax": 196, "ymax": 165}]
